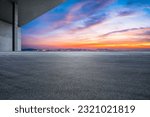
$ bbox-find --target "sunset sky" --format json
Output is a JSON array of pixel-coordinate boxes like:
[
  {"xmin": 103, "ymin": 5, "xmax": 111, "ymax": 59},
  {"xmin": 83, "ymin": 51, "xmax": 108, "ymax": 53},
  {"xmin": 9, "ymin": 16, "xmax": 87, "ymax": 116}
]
[{"xmin": 22, "ymin": 0, "xmax": 150, "ymax": 50}]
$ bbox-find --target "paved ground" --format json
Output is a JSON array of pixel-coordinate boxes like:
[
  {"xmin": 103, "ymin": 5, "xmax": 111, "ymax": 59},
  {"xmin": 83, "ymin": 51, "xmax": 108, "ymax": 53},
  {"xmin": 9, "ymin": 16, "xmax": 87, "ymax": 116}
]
[{"xmin": 0, "ymin": 52, "xmax": 150, "ymax": 100}]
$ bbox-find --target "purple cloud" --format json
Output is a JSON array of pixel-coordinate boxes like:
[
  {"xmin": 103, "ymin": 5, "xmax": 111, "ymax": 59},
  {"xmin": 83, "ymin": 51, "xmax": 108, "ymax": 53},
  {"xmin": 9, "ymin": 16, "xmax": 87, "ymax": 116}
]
[
  {"xmin": 143, "ymin": 31, "xmax": 150, "ymax": 35},
  {"xmin": 83, "ymin": 14, "xmax": 108, "ymax": 28},
  {"xmin": 99, "ymin": 27, "xmax": 147, "ymax": 37},
  {"xmin": 118, "ymin": 10, "xmax": 136, "ymax": 16}
]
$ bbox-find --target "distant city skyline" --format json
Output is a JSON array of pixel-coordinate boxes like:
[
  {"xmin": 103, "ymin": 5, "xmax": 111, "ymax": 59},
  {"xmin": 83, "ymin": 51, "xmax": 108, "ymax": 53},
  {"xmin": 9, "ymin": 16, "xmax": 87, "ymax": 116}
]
[{"xmin": 22, "ymin": 0, "xmax": 150, "ymax": 50}]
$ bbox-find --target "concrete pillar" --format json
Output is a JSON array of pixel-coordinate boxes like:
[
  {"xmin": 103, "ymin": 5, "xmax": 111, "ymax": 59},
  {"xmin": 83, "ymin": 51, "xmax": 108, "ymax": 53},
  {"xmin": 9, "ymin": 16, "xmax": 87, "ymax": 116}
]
[{"xmin": 12, "ymin": 1, "xmax": 19, "ymax": 51}]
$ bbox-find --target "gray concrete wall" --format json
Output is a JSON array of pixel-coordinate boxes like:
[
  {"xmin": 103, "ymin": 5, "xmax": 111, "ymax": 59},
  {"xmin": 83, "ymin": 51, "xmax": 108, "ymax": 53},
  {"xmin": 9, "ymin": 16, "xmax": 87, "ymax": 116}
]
[
  {"xmin": 0, "ymin": 20, "xmax": 21, "ymax": 51},
  {"xmin": 0, "ymin": 20, "xmax": 12, "ymax": 51},
  {"xmin": 17, "ymin": 27, "xmax": 21, "ymax": 51}
]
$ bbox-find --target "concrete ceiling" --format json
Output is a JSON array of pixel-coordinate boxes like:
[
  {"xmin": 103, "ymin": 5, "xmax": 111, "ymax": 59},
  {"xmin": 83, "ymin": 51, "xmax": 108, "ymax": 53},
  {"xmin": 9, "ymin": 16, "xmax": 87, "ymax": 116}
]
[{"xmin": 0, "ymin": 0, "xmax": 64, "ymax": 26}]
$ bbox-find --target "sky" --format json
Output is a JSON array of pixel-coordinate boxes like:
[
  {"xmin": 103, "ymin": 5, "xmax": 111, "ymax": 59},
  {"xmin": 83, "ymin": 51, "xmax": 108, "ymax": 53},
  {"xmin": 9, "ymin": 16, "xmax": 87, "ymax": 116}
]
[{"xmin": 22, "ymin": 0, "xmax": 150, "ymax": 50}]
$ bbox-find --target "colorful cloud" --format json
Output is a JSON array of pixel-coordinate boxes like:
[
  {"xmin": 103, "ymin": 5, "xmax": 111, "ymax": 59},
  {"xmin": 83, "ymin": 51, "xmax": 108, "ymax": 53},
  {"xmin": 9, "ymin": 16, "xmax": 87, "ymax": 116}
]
[{"xmin": 22, "ymin": 0, "xmax": 150, "ymax": 50}]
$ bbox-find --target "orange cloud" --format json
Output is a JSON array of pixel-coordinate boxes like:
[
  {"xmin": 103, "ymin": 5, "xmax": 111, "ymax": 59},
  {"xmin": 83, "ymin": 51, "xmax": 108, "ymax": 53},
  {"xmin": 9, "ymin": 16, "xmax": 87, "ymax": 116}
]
[{"xmin": 23, "ymin": 27, "xmax": 150, "ymax": 50}]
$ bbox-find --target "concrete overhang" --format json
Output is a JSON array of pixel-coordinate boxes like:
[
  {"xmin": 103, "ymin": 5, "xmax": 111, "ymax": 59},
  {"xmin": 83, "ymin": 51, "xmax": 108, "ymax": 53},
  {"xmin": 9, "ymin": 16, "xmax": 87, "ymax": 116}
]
[{"xmin": 0, "ymin": 0, "xmax": 64, "ymax": 26}]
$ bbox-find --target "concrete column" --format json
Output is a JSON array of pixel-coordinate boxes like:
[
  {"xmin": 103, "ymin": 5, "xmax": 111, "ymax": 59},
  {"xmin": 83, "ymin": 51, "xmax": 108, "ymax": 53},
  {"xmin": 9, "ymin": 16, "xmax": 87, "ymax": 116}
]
[{"xmin": 12, "ymin": 1, "xmax": 18, "ymax": 51}]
